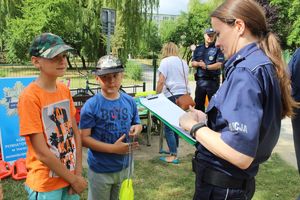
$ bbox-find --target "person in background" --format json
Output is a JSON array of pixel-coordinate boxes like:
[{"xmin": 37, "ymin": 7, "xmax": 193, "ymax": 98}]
[
  {"xmin": 179, "ymin": 0, "xmax": 298, "ymax": 199},
  {"xmin": 288, "ymin": 48, "xmax": 300, "ymax": 184},
  {"xmin": 18, "ymin": 33, "xmax": 87, "ymax": 200},
  {"xmin": 192, "ymin": 28, "xmax": 224, "ymax": 112},
  {"xmin": 156, "ymin": 42, "xmax": 191, "ymax": 164},
  {"xmin": 80, "ymin": 55, "xmax": 142, "ymax": 200}
]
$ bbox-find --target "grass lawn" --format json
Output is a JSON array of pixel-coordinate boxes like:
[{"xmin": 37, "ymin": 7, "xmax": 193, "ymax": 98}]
[{"xmin": 1, "ymin": 153, "xmax": 299, "ymax": 200}]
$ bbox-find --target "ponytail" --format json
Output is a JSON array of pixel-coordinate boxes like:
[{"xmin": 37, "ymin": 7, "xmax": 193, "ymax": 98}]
[{"xmin": 259, "ymin": 32, "xmax": 299, "ymax": 118}]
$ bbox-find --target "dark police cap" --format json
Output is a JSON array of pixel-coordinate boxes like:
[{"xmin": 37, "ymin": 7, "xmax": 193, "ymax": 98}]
[
  {"xmin": 29, "ymin": 33, "xmax": 74, "ymax": 58},
  {"xmin": 205, "ymin": 28, "xmax": 216, "ymax": 34},
  {"xmin": 93, "ymin": 55, "xmax": 124, "ymax": 76}
]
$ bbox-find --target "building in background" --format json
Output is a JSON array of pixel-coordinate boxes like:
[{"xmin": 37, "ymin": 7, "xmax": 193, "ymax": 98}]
[{"xmin": 150, "ymin": 13, "xmax": 178, "ymax": 27}]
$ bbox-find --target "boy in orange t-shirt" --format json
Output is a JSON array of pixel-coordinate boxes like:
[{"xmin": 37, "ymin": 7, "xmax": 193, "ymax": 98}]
[{"xmin": 18, "ymin": 33, "xmax": 87, "ymax": 199}]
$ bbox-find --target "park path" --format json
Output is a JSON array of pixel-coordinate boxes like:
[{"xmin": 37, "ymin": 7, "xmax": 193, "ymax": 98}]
[
  {"xmin": 274, "ymin": 118, "xmax": 297, "ymax": 168},
  {"xmin": 140, "ymin": 62, "xmax": 158, "ymax": 91}
]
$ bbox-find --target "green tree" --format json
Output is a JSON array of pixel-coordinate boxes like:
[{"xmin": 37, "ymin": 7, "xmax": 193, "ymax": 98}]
[
  {"xmin": 4, "ymin": 0, "xmax": 159, "ymax": 64},
  {"xmin": 139, "ymin": 21, "xmax": 161, "ymax": 58},
  {"xmin": 285, "ymin": 0, "xmax": 300, "ymax": 47},
  {"xmin": 104, "ymin": 0, "xmax": 159, "ymax": 61},
  {"xmin": 157, "ymin": 0, "xmax": 224, "ymax": 62},
  {"xmin": 5, "ymin": 0, "xmax": 82, "ymax": 64},
  {"xmin": 0, "ymin": 0, "xmax": 22, "ymax": 52},
  {"xmin": 270, "ymin": 0, "xmax": 300, "ymax": 49},
  {"xmin": 159, "ymin": 19, "xmax": 178, "ymax": 44}
]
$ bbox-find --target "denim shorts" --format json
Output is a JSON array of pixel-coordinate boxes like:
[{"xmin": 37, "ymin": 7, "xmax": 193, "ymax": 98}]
[{"xmin": 25, "ymin": 185, "xmax": 80, "ymax": 200}]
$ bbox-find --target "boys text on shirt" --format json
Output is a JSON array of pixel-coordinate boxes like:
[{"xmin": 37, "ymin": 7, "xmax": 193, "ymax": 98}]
[{"xmin": 79, "ymin": 92, "xmax": 140, "ymax": 173}]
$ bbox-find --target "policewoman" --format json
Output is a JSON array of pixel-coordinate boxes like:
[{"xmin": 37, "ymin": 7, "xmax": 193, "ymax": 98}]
[
  {"xmin": 192, "ymin": 28, "xmax": 224, "ymax": 112},
  {"xmin": 180, "ymin": 0, "xmax": 298, "ymax": 199}
]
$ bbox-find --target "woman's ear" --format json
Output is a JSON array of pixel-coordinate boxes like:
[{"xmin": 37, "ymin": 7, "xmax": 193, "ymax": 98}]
[{"xmin": 234, "ymin": 19, "xmax": 245, "ymax": 36}]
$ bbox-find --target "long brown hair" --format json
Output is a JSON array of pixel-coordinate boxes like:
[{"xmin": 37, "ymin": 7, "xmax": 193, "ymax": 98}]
[{"xmin": 211, "ymin": 0, "xmax": 298, "ymax": 118}]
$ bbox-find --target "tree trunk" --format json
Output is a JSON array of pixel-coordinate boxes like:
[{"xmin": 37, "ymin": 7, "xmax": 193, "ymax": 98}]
[
  {"xmin": 81, "ymin": 55, "xmax": 86, "ymax": 69},
  {"xmin": 67, "ymin": 56, "xmax": 73, "ymax": 69}
]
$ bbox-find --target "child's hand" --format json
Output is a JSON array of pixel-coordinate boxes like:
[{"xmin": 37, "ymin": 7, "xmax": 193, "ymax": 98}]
[
  {"xmin": 70, "ymin": 175, "xmax": 87, "ymax": 194},
  {"xmin": 129, "ymin": 124, "xmax": 142, "ymax": 138},
  {"xmin": 68, "ymin": 187, "xmax": 76, "ymax": 195},
  {"xmin": 114, "ymin": 134, "xmax": 139, "ymax": 154}
]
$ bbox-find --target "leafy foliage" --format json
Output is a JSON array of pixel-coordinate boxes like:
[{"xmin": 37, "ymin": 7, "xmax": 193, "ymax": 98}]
[
  {"xmin": 0, "ymin": 0, "xmax": 22, "ymax": 51},
  {"xmin": 5, "ymin": 0, "xmax": 83, "ymax": 63},
  {"xmin": 125, "ymin": 60, "xmax": 142, "ymax": 81},
  {"xmin": 139, "ymin": 21, "xmax": 162, "ymax": 59},
  {"xmin": 1, "ymin": 0, "xmax": 300, "ymax": 65},
  {"xmin": 104, "ymin": 0, "xmax": 159, "ymax": 62},
  {"xmin": 270, "ymin": 0, "xmax": 300, "ymax": 49},
  {"xmin": 2, "ymin": 0, "xmax": 159, "ymax": 65},
  {"xmin": 158, "ymin": 0, "xmax": 223, "ymax": 62}
]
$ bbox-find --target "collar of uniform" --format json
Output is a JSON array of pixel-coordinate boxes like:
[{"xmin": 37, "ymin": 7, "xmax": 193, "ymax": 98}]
[
  {"xmin": 224, "ymin": 43, "xmax": 259, "ymax": 77},
  {"xmin": 205, "ymin": 42, "xmax": 215, "ymax": 48}
]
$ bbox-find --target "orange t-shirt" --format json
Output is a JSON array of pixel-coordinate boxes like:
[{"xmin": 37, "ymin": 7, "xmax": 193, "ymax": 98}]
[{"xmin": 18, "ymin": 82, "xmax": 77, "ymax": 192}]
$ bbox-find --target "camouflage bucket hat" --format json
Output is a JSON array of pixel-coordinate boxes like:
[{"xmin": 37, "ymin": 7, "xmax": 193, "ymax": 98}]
[
  {"xmin": 93, "ymin": 55, "xmax": 124, "ymax": 76},
  {"xmin": 29, "ymin": 33, "xmax": 74, "ymax": 59}
]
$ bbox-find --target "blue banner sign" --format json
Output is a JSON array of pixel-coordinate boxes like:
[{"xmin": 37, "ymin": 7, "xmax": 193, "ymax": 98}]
[{"xmin": 0, "ymin": 77, "xmax": 35, "ymax": 162}]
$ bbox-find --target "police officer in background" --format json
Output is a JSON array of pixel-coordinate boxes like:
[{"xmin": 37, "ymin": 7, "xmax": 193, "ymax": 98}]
[{"xmin": 192, "ymin": 28, "xmax": 224, "ymax": 112}]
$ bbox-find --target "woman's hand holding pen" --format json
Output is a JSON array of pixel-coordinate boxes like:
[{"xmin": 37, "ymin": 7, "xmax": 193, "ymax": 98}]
[
  {"xmin": 179, "ymin": 106, "xmax": 207, "ymax": 131},
  {"xmin": 189, "ymin": 106, "xmax": 207, "ymax": 123}
]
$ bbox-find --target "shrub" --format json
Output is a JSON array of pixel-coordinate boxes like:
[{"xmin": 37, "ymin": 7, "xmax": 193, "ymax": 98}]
[
  {"xmin": 0, "ymin": 70, "xmax": 7, "ymax": 77},
  {"xmin": 125, "ymin": 60, "xmax": 142, "ymax": 81}
]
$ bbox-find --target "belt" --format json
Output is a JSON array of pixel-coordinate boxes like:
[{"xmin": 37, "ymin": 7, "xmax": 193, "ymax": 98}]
[
  {"xmin": 202, "ymin": 168, "xmax": 252, "ymax": 189},
  {"xmin": 192, "ymin": 157, "xmax": 252, "ymax": 190},
  {"xmin": 198, "ymin": 76, "xmax": 219, "ymax": 81}
]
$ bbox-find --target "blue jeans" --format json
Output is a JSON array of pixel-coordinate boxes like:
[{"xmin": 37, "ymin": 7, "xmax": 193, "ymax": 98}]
[{"xmin": 164, "ymin": 94, "xmax": 182, "ymax": 156}]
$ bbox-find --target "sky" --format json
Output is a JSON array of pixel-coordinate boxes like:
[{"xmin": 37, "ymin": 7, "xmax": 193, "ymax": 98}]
[{"xmin": 158, "ymin": 0, "xmax": 189, "ymax": 15}]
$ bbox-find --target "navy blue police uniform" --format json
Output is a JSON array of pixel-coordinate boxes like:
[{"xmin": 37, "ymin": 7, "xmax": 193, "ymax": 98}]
[
  {"xmin": 192, "ymin": 43, "xmax": 282, "ymax": 199},
  {"xmin": 192, "ymin": 42, "xmax": 224, "ymax": 112},
  {"xmin": 288, "ymin": 48, "xmax": 300, "ymax": 174}
]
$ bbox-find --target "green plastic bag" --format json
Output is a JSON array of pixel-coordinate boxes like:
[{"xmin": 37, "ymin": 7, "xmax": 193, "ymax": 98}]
[
  {"xmin": 119, "ymin": 178, "xmax": 134, "ymax": 200},
  {"xmin": 119, "ymin": 142, "xmax": 134, "ymax": 200}
]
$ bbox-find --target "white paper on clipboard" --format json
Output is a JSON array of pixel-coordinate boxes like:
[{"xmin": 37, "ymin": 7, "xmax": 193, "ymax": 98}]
[{"xmin": 139, "ymin": 94, "xmax": 196, "ymax": 144}]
